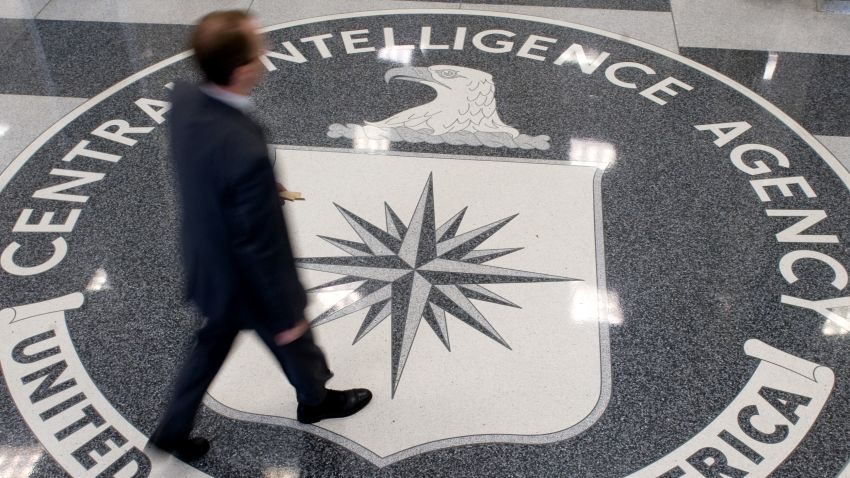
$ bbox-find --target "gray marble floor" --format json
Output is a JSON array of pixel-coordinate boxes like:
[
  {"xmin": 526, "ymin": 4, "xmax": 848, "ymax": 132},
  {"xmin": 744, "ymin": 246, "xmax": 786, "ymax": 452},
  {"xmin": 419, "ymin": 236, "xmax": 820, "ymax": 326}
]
[
  {"xmin": 457, "ymin": 3, "xmax": 679, "ymax": 51},
  {"xmin": 1, "ymin": 2, "xmax": 849, "ymax": 478},
  {"xmin": 0, "ymin": 94, "xmax": 86, "ymax": 171},
  {"xmin": 671, "ymin": 0, "xmax": 850, "ymax": 55}
]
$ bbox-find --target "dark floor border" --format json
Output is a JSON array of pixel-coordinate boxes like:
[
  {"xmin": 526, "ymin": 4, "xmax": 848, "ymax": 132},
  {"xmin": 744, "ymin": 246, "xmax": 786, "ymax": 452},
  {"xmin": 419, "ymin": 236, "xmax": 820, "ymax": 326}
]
[
  {"xmin": 460, "ymin": 0, "xmax": 671, "ymax": 11},
  {"xmin": 0, "ymin": 18, "xmax": 191, "ymax": 98},
  {"xmin": 681, "ymin": 46, "xmax": 850, "ymax": 137}
]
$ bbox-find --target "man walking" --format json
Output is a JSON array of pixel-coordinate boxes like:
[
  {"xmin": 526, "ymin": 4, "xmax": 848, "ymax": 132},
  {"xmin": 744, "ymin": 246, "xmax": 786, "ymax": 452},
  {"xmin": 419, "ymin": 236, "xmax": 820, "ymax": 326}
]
[{"xmin": 149, "ymin": 10, "xmax": 371, "ymax": 461}]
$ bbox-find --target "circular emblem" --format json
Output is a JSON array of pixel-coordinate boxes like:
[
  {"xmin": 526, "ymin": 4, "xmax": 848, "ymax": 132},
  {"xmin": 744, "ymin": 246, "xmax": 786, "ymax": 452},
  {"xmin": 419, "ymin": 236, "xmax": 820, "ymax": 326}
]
[{"xmin": 1, "ymin": 10, "xmax": 848, "ymax": 477}]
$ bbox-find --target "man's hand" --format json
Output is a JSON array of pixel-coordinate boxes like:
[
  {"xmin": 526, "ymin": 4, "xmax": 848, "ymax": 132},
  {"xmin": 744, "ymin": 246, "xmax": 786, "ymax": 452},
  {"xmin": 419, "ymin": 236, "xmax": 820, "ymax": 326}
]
[{"xmin": 274, "ymin": 320, "xmax": 310, "ymax": 345}]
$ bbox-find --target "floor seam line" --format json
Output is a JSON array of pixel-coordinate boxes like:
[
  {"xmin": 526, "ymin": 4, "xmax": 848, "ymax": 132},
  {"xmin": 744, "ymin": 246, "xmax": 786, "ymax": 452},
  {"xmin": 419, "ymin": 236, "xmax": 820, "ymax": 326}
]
[
  {"xmin": 34, "ymin": 0, "xmax": 52, "ymax": 19},
  {"xmin": 669, "ymin": 3, "xmax": 682, "ymax": 54}
]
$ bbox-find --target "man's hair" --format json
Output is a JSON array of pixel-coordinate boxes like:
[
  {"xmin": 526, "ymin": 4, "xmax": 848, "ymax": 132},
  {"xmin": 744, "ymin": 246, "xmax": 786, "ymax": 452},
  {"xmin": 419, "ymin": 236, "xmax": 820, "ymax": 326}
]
[{"xmin": 191, "ymin": 10, "xmax": 255, "ymax": 86}]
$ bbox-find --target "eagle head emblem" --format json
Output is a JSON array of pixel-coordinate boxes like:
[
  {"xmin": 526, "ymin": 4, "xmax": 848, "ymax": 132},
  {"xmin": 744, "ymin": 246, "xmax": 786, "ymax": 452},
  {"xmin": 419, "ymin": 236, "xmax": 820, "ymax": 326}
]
[{"xmin": 328, "ymin": 64, "xmax": 550, "ymax": 150}]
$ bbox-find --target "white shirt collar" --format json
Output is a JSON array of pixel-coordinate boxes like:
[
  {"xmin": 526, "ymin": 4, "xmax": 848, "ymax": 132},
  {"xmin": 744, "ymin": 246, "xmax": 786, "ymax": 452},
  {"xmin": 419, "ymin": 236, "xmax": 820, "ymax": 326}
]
[{"xmin": 199, "ymin": 83, "xmax": 254, "ymax": 113}]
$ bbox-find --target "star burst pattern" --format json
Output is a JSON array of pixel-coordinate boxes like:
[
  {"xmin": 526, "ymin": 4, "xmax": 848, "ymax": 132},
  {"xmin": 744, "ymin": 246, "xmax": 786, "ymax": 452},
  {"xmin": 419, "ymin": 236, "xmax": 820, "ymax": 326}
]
[{"xmin": 296, "ymin": 174, "xmax": 575, "ymax": 396}]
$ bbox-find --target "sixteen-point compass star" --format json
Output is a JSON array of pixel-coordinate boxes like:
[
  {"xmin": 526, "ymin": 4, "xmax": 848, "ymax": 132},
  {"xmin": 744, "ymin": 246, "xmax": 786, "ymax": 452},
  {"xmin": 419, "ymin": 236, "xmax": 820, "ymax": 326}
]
[{"xmin": 296, "ymin": 174, "xmax": 577, "ymax": 396}]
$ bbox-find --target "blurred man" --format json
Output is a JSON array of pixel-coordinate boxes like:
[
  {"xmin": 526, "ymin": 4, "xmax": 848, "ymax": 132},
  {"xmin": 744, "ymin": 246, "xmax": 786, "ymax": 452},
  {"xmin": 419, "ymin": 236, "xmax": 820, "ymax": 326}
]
[{"xmin": 149, "ymin": 10, "xmax": 372, "ymax": 461}]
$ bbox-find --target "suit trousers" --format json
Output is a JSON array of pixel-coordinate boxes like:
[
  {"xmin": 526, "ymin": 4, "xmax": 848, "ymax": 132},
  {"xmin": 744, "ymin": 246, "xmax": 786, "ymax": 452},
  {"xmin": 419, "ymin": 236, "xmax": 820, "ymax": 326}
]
[{"xmin": 151, "ymin": 313, "xmax": 332, "ymax": 448}]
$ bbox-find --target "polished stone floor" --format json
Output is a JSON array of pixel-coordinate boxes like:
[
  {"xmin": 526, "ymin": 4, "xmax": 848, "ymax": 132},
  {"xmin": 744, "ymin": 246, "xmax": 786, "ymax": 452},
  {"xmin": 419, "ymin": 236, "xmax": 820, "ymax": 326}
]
[{"xmin": 1, "ymin": 1, "xmax": 850, "ymax": 477}]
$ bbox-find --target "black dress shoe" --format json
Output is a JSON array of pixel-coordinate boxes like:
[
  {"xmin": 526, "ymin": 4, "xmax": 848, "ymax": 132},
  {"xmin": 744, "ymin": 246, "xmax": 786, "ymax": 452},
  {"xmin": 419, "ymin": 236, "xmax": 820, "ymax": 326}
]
[
  {"xmin": 297, "ymin": 388, "xmax": 372, "ymax": 424},
  {"xmin": 149, "ymin": 437, "xmax": 210, "ymax": 462}
]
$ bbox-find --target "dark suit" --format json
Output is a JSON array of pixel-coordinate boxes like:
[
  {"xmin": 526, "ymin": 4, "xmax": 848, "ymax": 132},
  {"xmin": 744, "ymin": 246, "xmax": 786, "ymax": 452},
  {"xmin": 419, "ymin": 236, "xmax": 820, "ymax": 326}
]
[{"xmin": 152, "ymin": 82, "xmax": 331, "ymax": 448}]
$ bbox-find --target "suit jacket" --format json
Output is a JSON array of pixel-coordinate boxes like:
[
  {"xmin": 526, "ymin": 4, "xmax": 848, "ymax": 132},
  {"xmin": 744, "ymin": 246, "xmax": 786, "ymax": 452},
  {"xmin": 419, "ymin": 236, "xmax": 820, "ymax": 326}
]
[{"xmin": 169, "ymin": 82, "xmax": 306, "ymax": 333}]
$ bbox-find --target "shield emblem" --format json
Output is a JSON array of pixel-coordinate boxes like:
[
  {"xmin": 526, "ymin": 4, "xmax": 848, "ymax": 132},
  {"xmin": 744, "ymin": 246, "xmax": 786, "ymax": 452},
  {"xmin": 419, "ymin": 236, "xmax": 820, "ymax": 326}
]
[{"xmin": 206, "ymin": 146, "xmax": 613, "ymax": 465}]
